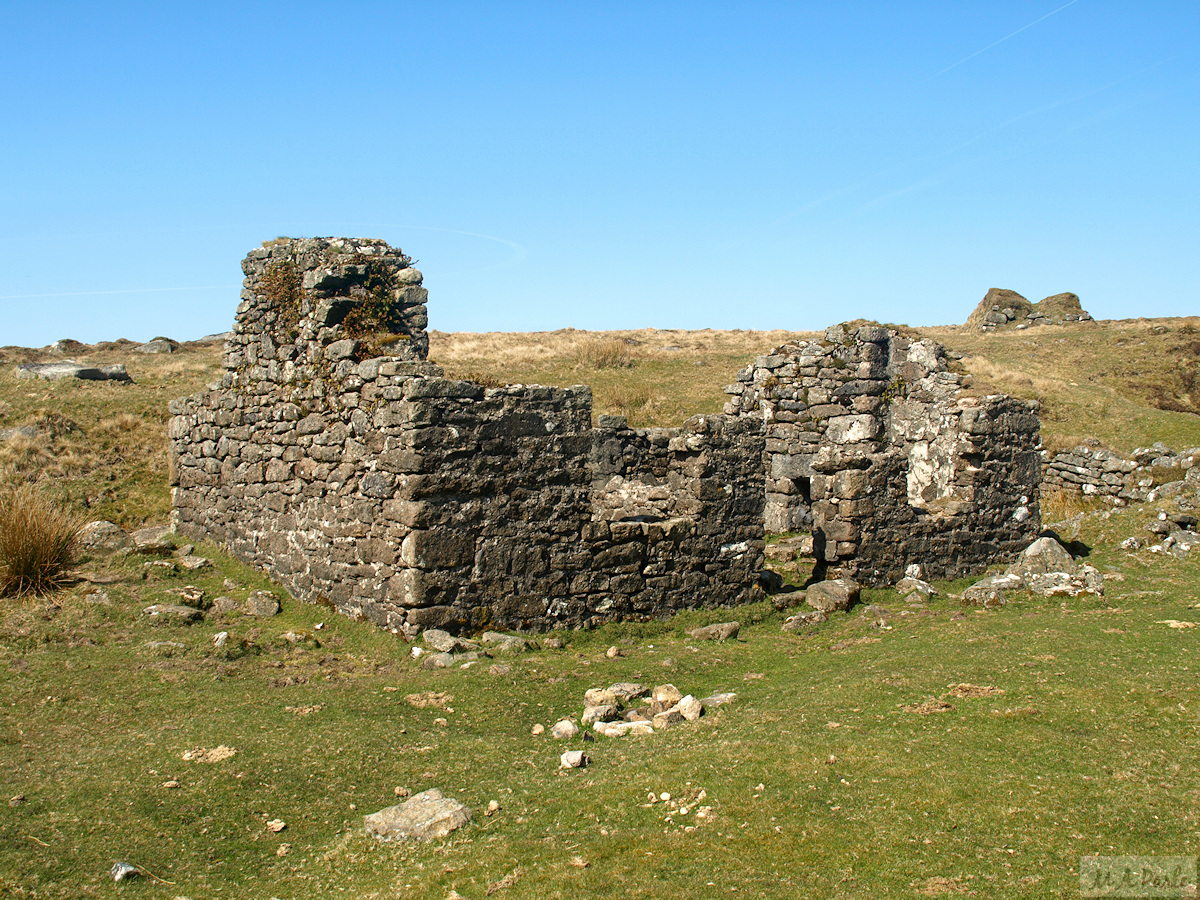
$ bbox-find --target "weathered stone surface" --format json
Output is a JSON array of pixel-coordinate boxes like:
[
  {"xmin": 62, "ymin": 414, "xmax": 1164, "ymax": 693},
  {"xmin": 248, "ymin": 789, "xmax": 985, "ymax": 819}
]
[
  {"xmin": 170, "ymin": 238, "xmax": 765, "ymax": 635},
  {"xmin": 422, "ymin": 629, "xmax": 480, "ymax": 654},
  {"xmin": 560, "ymin": 750, "xmax": 588, "ymax": 769},
  {"xmin": 550, "ymin": 719, "xmax": 579, "ymax": 739},
  {"xmin": 725, "ymin": 324, "xmax": 1040, "ymax": 585},
  {"xmin": 142, "ymin": 604, "xmax": 204, "ymax": 624},
  {"xmin": 805, "ymin": 578, "xmax": 860, "ymax": 613},
  {"xmin": 131, "ymin": 525, "xmax": 174, "ymax": 555},
  {"xmin": 607, "ymin": 683, "xmax": 648, "ymax": 703},
  {"xmin": 78, "ymin": 521, "xmax": 134, "ymax": 556},
  {"xmin": 965, "ymin": 288, "xmax": 1092, "ymax": 332},
  {"xmin": 678, "ymin": 695, "xmax": 703, "ymax": 721},
  {"xmin": 687, "ymin": 621, "xmax": 740, "ymax": 641},
  {"xmin": 582, "ymin": 704, "xmax": 620, "ymax": 726},
  {"xmin": 15, "ymin": 361, "xmax": 133, "ymax": 383},
  {"xmin": 243, "ymin": 591, "xmax": 280, "ymax": 617},
  {"xmin": 364, "ymin": 789, "xmax": 471, "ymax": 842},
  {"xmin": 479, "ymin": 632, "xmax": 531, "ymax": 653},
  {"xmin": 652, "ymin": 684, "xmax": 683, "ymax": 705},
  {"xmin": 136, "ymin": 338, "xmax": 179, "ymax": 354},
  {"xmin": 961, "ymin": 573, "xmax": 1024, "ymax": 608},
  {"xmin": 594, "ymin": 720, "xmax": 654, "ymax": 737},
  {"xmin": 1008, "ymin": 536, "xmax": 1076, "ymax": 578}
]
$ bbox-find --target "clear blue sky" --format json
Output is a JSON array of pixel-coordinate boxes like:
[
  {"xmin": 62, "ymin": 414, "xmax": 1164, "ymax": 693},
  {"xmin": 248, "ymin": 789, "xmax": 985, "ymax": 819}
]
[{"xmin": 2, "ymin": 1, "xmax": 1196, "ymax": 347}]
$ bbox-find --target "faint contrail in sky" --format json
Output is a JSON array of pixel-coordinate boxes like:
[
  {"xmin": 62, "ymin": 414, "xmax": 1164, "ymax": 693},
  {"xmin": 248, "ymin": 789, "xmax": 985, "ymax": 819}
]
[
  {"xmin": 932, "ymin": 0, "xmax": 1082, "ymax": 78},
  {"xmin": 0, "ymin": 285, "xmax": 233, "ymax": 300}
]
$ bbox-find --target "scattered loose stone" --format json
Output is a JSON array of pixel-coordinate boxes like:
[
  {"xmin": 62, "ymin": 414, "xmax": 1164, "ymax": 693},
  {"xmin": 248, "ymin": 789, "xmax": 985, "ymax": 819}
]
[
  {"xmin": 210, "ymin": 596, "xmax": 239, "ymax": 613},
  {"xmin": 131, "ymin": 525, "xmax": 175, "ymax": 555},
  {"xmin": 805, "ymin": 578, "xmax": 860, "ymax": 613},
  {"xmin": 605, "ymin": 646, "xmax": 622, "ymax": 659},
  {"xmin": 422, "ymin": 629, "xmax": 480, "ymax": 654},
  {"xmin": 479, "ymin": 631, "xmax": 531, "ymax": 653},
  {"xmin": 364, "ymin": 789, "xmax": 472, "ymax": 842},
  {"xmin": 178, "ymin": 555, "xmax": 213, "ymax": 571},
  {"xmin": 700, "ymin": 692, "xmax": 737, "ymax": 709},
  {"xmin": 243, "ymin": 591, "xmax": 280, "ymax": 617},
  {"xmin": 678, "ymin": 695, "xmax": 703, "ymax": 722},
  {"xmin": 486, "ymin": 800, "xmax": 501, "ymax": 816},
  {"xmin": 542, "ymin": 636, "xmax": 565, "ymax": 649},
  {"xmin": 606, "ymin": 683, "xmax": 648, "ymax": 703},
  {"xmin": 551, "ymin": 719, "xmax": 579, "ymax": 739},
  {"xmin": 77, "ymin": 521, "xmax": 134, "ymax": 556},
  {"xmin": 167, "ymin": 585, "xmax": 207, "ymax": 609},
  {"xmin": 652, "ymin": 707, "xmax": 684, "ymax": 729},
  {"xmin": 581, "ymin": 705, "xmax": 618, "ymax": 726},
  {"xmin": 487, "ymin": 664, "xmax": 511, "ymax": 676},
  {"xmin": 687, "ymin": 621, "xmax": 740, "ymax": 641},
  {"xmin": 110, "ymin": 861, "xmax": 140, "ymax": 882},
  {"xmin": 960, "ymin": 573, "xmax": 1024, "ymax": 608},
  {"xmin": 17, "ymin": 361, "xmax": 133, "ymax": 383},
  {"xmin": 531, "ymin": 723, "xmax": 545, "ymax": 736},
  {"xmin": 652, "ymin": 684, "xmax": 683, "ymax": 705},
  {"xmin": 560, "ymin": 750, "xmax": 588, "ymax": 769},
  {"xmin": 584, "ymin": 688, "xmax": 619, "ymax": 707},
  {"xmin": 781, "ymin": 609, "xmax": 828, "ymax": 632},
  {"xmin": 267, "ymin": 818, "xmax": 286, "ymax": 833},
  {"xmin": 142, "ymin": 604, "xmax": 203, "ymax": 625},
  {"xmin": 594, "ymin": 721, "xmax": 653, "ymax": 737}
]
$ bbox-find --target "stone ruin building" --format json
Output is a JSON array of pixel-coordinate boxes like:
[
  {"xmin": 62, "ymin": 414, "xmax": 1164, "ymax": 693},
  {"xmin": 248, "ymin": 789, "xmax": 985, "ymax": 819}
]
[
  {"xmin": 722, "ymin": 325, "xmax": 1042, "ymax": 585},
  {"xmin": 168, "ymin": 237, "xmax": 1043, "ymax": 635},
  {"xmin": 168, "ymin": 238, "xmax": 764, "ymax": 635}
]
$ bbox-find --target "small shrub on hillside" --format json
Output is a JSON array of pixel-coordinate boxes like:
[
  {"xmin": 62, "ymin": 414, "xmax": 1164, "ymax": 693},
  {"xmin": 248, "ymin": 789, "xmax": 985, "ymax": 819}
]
[{"xmin": 0, "ymin": 484, "xmax": 81, "ymax": 597}]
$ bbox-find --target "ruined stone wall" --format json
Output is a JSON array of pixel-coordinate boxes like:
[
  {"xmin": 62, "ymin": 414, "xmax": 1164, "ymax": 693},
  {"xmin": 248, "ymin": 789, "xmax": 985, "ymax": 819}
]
[
  {"xmin": 1043, "ymin": 442, "xmax": 1200, "ymax": 505},
  {"xmin": 724, "ymin": 324, "xmax": 1041, "ymax": 584},
  {"xmin": 169, "ymin": 238, "xmax": 764, "ymax": 634}
]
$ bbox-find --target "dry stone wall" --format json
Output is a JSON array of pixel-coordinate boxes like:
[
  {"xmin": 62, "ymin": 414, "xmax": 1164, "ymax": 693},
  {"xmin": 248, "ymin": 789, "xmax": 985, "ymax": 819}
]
[
  {"xmin": 724, "ymin": 324, "xmax": 1041, "ymax": 585},
  {"xmin": 1043, "ymin": 442, "xmax": 1200, "ymax": 504},
  {"xmin": 170, "ymin": 238, "xmax": 764, "ymax": 635}
]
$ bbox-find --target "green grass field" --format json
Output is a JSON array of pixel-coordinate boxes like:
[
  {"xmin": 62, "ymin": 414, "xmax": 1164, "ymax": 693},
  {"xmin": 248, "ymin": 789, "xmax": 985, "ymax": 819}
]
[{"xmin": 1, "ymin": 320, "xmax": 1199, "ymax": 898}]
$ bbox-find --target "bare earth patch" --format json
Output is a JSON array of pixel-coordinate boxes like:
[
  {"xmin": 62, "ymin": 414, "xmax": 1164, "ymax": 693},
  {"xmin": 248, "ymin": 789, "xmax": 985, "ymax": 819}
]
[
  {"xmin": 406, "ymin": 691, "xmax": 454, "ymax": 709},
  {"xmin": 946, "ymin": 683, "xmax": 1005, "ymax": 698},
  {"xmin": 181, "ymin": 745, "xmax": 237, "ymax": 763},
  {"xmin": 914, "ymin": 875, "xmax": 974, "ymax": 895},
  {"xmin": 904, "ymin": 700, "xmax": 956, "ymax": 715}
]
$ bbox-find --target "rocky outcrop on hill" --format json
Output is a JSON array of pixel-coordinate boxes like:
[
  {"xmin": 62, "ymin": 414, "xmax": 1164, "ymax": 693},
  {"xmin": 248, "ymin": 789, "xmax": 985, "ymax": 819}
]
[{"xmin": 965, "ymin": 289, "xmax": 1093, "ymax": 332}]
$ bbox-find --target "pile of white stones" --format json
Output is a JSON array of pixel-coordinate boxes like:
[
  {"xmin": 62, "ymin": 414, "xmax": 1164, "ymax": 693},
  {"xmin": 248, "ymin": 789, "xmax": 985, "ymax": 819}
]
[{"xmin": 550, "ymin": 682, "xmax": 736, "ymax": 739}]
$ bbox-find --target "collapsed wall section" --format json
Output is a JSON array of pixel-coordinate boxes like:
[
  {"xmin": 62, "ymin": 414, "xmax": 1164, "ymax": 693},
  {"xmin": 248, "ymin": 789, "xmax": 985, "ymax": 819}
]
[
  {"xmin": 169, "ymin": 238, "xmax": 765, "ymax": 634},
  {"xmin": 724, "ymin": 324, "xmax": 1041, "ymax": 584}
]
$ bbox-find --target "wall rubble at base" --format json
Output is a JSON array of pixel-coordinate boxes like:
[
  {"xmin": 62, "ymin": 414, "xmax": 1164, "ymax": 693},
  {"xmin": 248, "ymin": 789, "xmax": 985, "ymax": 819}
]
[
  {"xmin": 169, "ymin": 238, "xmax": 765, "ymax": 634},
  {"xmin": 724, "ymin": 324, "xmax": 1042, "ymax": 585}
]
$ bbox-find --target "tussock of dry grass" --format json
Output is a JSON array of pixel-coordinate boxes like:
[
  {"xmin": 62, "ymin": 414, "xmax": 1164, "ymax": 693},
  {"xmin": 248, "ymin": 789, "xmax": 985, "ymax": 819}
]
[
  {"xmin": 573, "ymin": 336, "xmax": 638, "ymax": 369},
  {"xmin": 0, "ymin": 483, "xmax": 81, "ymax": 597}
]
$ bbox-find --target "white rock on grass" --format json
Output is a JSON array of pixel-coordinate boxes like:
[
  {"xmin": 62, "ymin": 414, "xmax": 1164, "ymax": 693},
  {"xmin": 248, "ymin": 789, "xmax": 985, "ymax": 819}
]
[
  {"xmin": 678, "ymin": 695, "xmax": 703, "ymax": 722},
  {"xmin": 560, "ymin": 750, "xmax": 588, "ymax": 769},
  {"xmin": 594, "ymin": 721, "xmax": 654, "ymax": 737},
  {"xmin": 364, "ymin": 789, "xmax": 472, "ymax": 842},
  {"xmin": 551, "ymin": 719, "xmax": 579, "ymax": 739}
]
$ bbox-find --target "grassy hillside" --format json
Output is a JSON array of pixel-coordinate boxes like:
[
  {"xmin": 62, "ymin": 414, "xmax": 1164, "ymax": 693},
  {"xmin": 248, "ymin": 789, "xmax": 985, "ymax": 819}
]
[{"xmin": 2, "ymin": 319, "xmax": 1199, "ymax": 897}]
